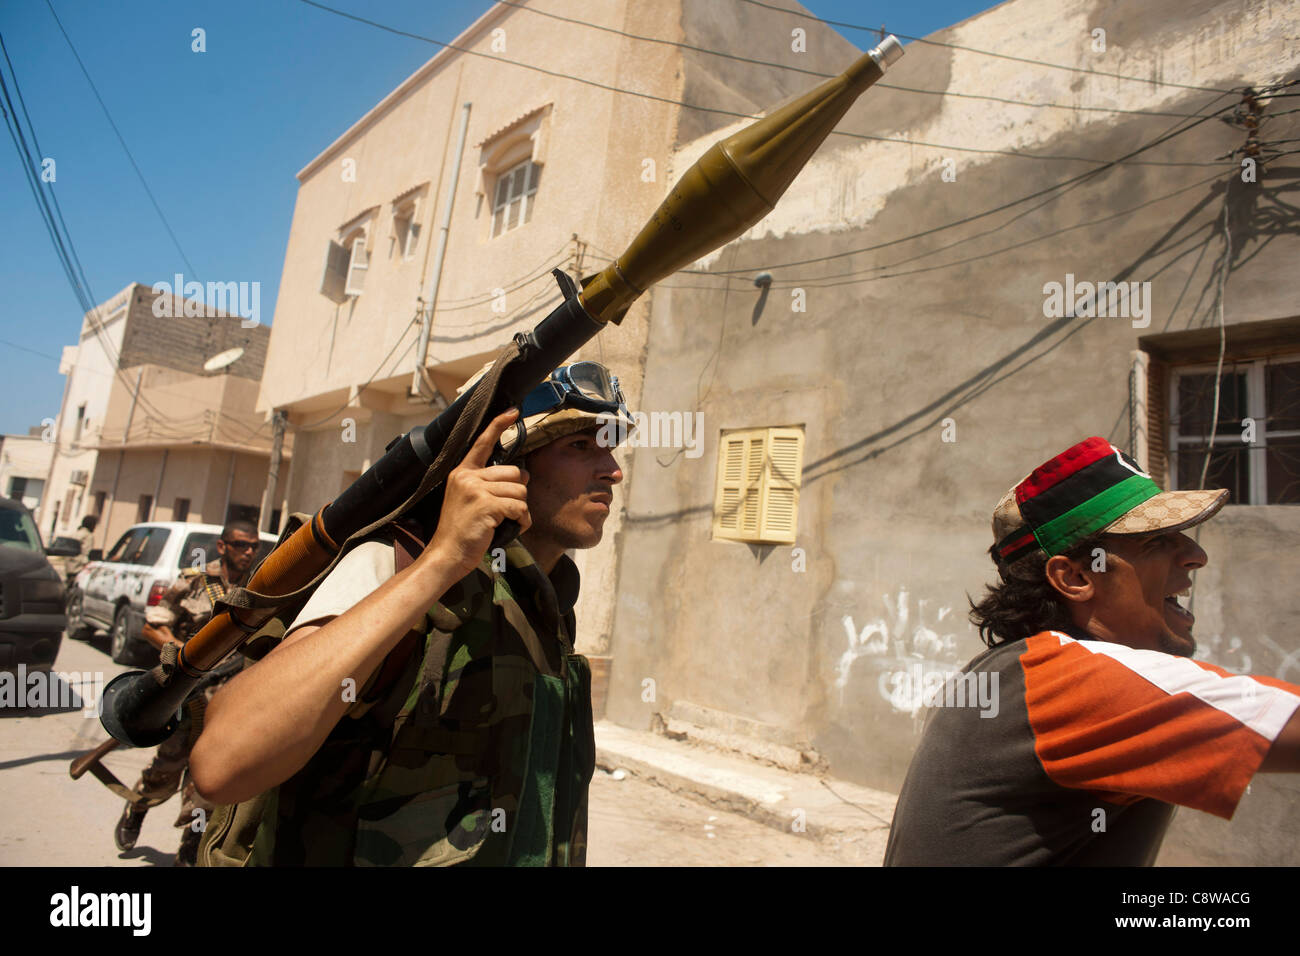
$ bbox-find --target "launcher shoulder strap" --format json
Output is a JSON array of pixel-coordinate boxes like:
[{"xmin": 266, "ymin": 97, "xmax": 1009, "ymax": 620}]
[{"xmin": 359, "ymin": 518, "xmax": 434, "ymax": 720}]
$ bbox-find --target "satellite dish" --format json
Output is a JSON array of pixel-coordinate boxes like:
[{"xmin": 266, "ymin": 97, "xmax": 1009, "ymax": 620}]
[{"xmin": 203, "ymin": 347, "xmax": 245, "ymax": 372}]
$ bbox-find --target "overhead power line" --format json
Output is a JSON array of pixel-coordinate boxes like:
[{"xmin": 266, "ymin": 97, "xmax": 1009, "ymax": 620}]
[
  {"xmin": 432, "ymin": 241, "xmax": 571, "ymax": 312},
  {"xmin": 296, "ymin": 0, "xmax": 1223, "ymax": 169},
  {"xmin": 734, "ymin": 0, "xmax": 1235, "ymax": 95},
  {"xmin": 0, "ymin": 41, "xmax": 173, "ymax": 426},
  {"xmin": 761, "ymin": 168, "xmax": 1230, "ymax": 289},
  {"xmin": 704, "ymin": 96, "xmax": 1238, "ymax": 275},
  {"xmin": 0, "ymin": 337, "xmax": 59, "ymax": 361},
  {"xmin": 600, "ymin": 167, "xmax": 1229, "ymax": 292},
  {"xmin": 0, "ymin": 30, "xmax": 211, "ymax": 435},
  {"xmin": 494, "ymin": 0, "xmax": 1207, "ymax": 120},
  {"xmin": 584, "ymin": 90, "xmax": 1244, "ymax": 287},
  {"xmin": 43, "ymin": 0, "xmax": 200, "ymax": 279},
  {"xmin": 293, "ymin": 312, "xmax": 422, "ymax": 430}
]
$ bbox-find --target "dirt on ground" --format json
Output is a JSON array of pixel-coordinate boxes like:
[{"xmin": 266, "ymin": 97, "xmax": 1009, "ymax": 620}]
[{"xmin": 586, "ymin": 769, "xmax": 852, "ymax": 867}]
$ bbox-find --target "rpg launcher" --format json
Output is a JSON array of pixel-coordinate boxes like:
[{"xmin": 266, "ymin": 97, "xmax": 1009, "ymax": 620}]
[{"xmin": 98, "ymin": 36, "xmax": 905, "ymax": 747}]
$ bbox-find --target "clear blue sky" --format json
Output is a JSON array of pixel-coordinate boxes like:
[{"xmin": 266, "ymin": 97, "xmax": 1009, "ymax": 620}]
[{"xmin": 0, "ymin": 0, "xmax": 997, "ymax": 436}]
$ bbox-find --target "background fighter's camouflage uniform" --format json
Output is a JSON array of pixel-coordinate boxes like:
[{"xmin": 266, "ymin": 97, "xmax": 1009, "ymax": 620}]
[
  {"xmin": 65, "ymin": 525, "xmax": 96, "ymax": 579},
  {"xmin": 131, "ymin": 559, "xmax": 242, "ymax": 859}
]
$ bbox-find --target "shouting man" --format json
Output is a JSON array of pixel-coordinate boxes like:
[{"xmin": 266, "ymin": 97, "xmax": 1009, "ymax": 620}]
[{"xmin": 885, "ymin": 437, "xmax": 1300, "ymax": 866}]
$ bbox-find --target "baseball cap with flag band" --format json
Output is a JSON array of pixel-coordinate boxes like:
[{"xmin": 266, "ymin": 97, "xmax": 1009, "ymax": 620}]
[{"xmin": 991, "ymin": 437, "xmax": 1229, "ymax": 571}]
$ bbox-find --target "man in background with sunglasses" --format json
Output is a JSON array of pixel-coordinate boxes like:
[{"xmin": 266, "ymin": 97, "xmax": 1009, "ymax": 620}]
[
  {"xmin": 113, "ymin": 520, "xmax": 262, "ymax": 865},
  {"xmin": 192, "ymin": 362, "xmax": 635, "ymax": 866}
]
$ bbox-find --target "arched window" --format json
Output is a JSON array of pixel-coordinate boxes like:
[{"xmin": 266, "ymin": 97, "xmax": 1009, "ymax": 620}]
[
  {"xmin": 475, "ymin": 105, "xmax": 551, "ymax": 240},
  {"xmin": 390, "ymin": 184, "xmax": 428, "ymax": 261},
  {"xmin": 392, "ymin": 199, "xmax": 420, "ymax": 260}
]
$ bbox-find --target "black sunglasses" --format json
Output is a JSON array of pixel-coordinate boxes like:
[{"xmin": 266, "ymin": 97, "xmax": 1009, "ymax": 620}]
[{"xmin": 221, "ymin": 539, "xmax": 258, "ymax": 551}]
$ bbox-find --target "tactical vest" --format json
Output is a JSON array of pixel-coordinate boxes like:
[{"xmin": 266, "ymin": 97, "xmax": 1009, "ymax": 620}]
[
  {"xmin": 180, "ymin": 568, "xmax": 229, "ymax": 641},
  {"xmin": 246, "ymin": 535, "xmax": 595, "ymax": 867}
]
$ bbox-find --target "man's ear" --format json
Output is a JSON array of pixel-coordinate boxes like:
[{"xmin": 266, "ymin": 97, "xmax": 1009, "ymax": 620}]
[{"xmin": 1044, "ymin": 554, "xmax": 1095, "ymax": 604}]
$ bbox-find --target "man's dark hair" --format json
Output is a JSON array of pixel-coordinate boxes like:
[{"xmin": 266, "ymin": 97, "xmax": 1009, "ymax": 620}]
[
  {"xmin": 80, "ymin": 515, "xmax": 98, "ymax": 531},
  {"xmin": 968, "ymin": 534, "xmax": 1106, "ymax": 647},
  {"xmin": 222, "ymin": 519, "xmax": 258, "ymax": 541}
]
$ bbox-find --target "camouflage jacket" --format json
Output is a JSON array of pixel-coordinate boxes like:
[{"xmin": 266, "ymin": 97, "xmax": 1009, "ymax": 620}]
[
  {"xmin": 65, "ymin": 527, "xmax": 96, "ymax": 577},
  {"xmin": 144, "ymin": 559, "xmax": 236, "ymax": 641},
  {"xmin": 249, "ymin": 538, "xmax": 595, "ymax": 867}
]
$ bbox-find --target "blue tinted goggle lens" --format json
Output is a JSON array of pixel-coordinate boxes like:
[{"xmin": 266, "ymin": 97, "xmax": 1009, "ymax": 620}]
[{"xmin": 519, "ymin": 363, "xmax": 625, "ymax": 418}]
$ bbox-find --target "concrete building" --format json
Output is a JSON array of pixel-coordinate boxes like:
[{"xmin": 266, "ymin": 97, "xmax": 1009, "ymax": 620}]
[
  {"xmin": 257, "ymin": 0, "xmax": 828, "ymax": 665},
  {"xmin": 0, "ymin": 430, "xmax": 54, "ymax": 514},
  {"xmin": 603, "ymin": 0, "xmax": 1300, "ymax": 866},
  {"xmin": 41, "ymin": 283, "xmax": 281, "ymax": 553}
]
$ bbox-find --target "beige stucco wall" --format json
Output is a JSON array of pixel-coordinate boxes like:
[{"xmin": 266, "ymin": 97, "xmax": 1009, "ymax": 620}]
[
  {"xmin": 259, "ymin": 0, "xmax": 691, "ymax": 654},
  {"xmin": 89, "ymin": 447, "xmax": 273, "ymax": 552},
  {"xmin": 97, "ymin": 365, "xmax": 277, "ymax": 455},
  {"xmin": 256, "ymin": 0, "xmax": 859, "ymax": 654},
  {"xmin": 258, "ymin": 0, "xmax": 681, "ymax": 416},
  {"xmin": 0, "ymin": 435, "xmax": 54, "ymax": 513},
  {"xmin": 41, "ymin": 282, "xmax": 279, "ymax": 551},
  {"xmin": 40, "ymin": 286, "xmax": 131, "ymax": 542}
]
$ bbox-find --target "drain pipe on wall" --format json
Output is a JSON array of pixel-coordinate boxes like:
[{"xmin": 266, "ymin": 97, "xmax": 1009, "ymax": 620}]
[{"xmin": 412, "ymin": 100, "xmax": 472, "ymax": 402}]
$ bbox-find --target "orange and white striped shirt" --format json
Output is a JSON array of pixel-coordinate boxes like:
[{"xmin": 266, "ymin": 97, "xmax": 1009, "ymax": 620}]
[{"xmin": 885, "ymin": 631, "xmax": 1300, "ymax": 866}]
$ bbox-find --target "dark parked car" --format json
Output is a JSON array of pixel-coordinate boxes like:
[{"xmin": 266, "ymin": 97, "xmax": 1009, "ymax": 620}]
[{"xmin": 0, "ymin": 496, "xmax": 77, "ymax": 672}]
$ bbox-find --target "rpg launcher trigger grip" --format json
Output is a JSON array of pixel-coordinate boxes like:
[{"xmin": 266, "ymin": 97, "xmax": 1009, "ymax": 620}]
[
  {"xmin": 486, "ymin": 266, "xmax": 581, "ymax": 552},
  {"xmin": 488, "ymin": 422, "xmax": 526, "ymax": 552}
]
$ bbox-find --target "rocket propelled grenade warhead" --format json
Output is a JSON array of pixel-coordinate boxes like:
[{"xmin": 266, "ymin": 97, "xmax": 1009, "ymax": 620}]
[{"xmin": 580, "ymin": 35, "xmax": 903, "ymax": 324}]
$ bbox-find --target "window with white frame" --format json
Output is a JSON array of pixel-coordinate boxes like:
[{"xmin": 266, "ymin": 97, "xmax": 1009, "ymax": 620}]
[
  {"xmin": 1167, "ymin": 354, "xmax": 1300, "ymax": 504},
  {"xmin": 491, "ymin": 160, "xmax": 540, "ymax": 238},
  {"xmin": 391, "ymin": 199, "xmax": 421, "ymax": 261},
  {"xmin": 475, "ymin": 105, "xmax": 550, "ymax": 240},
  {"xmin": 343, "ymin": 229, "xmax": 368, "ymax": 296},
  {"xmin": 320, "ymin": 210, "xmax": 377, "ymax": 304}
]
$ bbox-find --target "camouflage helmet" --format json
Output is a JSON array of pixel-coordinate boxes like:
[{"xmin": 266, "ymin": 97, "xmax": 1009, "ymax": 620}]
[{"xmin": 456, "ymin": 359, "xmax": 636, "ymax": 456}]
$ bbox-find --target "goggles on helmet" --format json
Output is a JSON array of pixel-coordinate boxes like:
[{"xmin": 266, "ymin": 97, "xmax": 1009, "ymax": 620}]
[{"xmin": 519, "ymin": 361, "xmax": 627, "ymax": 420}]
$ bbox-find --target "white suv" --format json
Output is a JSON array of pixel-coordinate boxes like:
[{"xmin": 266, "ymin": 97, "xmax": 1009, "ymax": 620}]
[{"xmin": 66, "ymin": 521, "xmax": 275, "ymax": 664}]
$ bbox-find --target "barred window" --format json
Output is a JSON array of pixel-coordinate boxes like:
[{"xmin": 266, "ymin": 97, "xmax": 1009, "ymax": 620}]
[{"xmin": 1168, "ymin": 355, "xmax": 1300, "ymax": 504}]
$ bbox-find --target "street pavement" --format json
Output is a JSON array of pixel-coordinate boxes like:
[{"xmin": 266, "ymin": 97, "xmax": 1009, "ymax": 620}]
[
  {"xmin": 0, "ymin": 635, "xmax": 182, "ymax": 866},
  {"xmin": 1, "ymin": 632, "xmax": 880, "ymax": 867}
]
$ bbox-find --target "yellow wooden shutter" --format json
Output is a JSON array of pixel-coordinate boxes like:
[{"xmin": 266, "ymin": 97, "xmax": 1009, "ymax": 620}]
[
  {"xmin": 714, "ymin": 426, "xmax": 804, "ymax": 544},
  {"xmin": 760, "ymin": 428, "xmax": 803, "ymax": 544},
  {"xmin": 741, "ymin": 434, "xmax": 765, "ymax": 535},
  {"xmin": 713, "ymin": 432, "xmax": 750, "ymax": 538}
]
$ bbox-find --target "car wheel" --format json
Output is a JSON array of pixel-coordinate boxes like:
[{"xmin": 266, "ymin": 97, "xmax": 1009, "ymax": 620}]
[
  {"xmin": 65, "ymin": 588, "xmax": 95, "ymax": 642},
  {"xmin": 109, "ymin": 606, "xmax": 139, "ymax": 665}
]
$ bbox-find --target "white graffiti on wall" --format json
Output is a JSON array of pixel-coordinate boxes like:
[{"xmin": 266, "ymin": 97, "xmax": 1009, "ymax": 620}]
[
  {"xmin": 835, "ymin": 586, "xmax": 964, "ymax": 716},
  {"xmin": 1203, "ymin": 631, "xmax": 1300, "ymax": 685}
]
